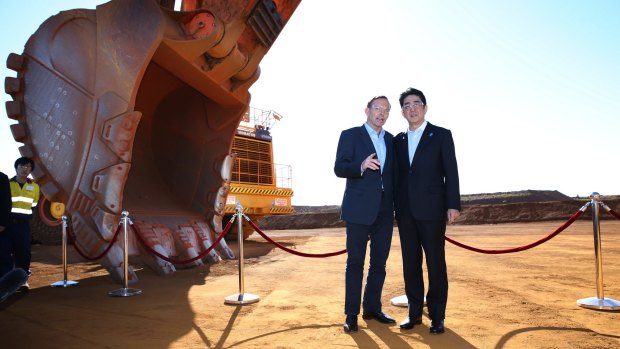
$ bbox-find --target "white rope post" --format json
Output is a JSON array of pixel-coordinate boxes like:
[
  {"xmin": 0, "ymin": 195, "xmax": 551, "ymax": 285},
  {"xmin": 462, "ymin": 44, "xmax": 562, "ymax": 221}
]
[
  {"xmin": 225, "ymin": 203, "xmax": 259, "ymax": 305},
  {"xmin": 577, "ymin": 192, "xmax": 619, "ymax": 310},
  {"xmin": 51, "ymin": 216, "xmax": 78, "ymax": 288},
  {"xmin": 109, "ymin": 211, "xmax": 142, "ymax": 297}
]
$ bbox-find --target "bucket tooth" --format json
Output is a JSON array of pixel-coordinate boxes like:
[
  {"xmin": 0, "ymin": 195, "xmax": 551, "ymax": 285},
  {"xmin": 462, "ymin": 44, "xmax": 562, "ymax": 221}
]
[
  {"xmin": 213, "ymin": 183, "xmax": 229, "ymax": 216},
  {"xmin": 5, "ymin": 100, "xmax": 22, "ymax": 120},
  {"xmin": 192, "ymin": 221, "xmax": 222, "ymax": 263},
  {"xmin": 10, "ymin": 123, "xmax": 26, "ymax": 142},
  {"xmin": 210, "ymin": 214, "xmax": 235, "ymax": 259},
  {"xmin": 4, "ymin": 76, "xmax": 21, "ymax": 95},
  {"xmin": 6, "ymin": 52, "xmax": 24, "ymax": 71},
  {"xmin": 17, "ymin": 144, "xmax": 34, "ymax": 158},
  {"xmin": 133, "ymin": 223, "xmax": 177, "ymax": 274},
  {"xmin": 219, "ymin": 153, "xmax": 235, "ymax": 182}
]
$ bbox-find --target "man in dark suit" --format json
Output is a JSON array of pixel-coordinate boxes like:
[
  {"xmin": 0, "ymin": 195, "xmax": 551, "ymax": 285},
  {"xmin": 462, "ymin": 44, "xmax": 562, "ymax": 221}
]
[
  {"xmin": 0, "ymin": 170, "xmax": 29, "ymax": 301},
  {"xmin": 393, "ymin": 88, "xmax": 461, "ymax": 335},
  {"xmin": 0, "ymin": 171, "xmax": 13, "ymax": 278},
  {"xmin": 334, "ymin": 95, "xmax": 395, "ymax": 333}
]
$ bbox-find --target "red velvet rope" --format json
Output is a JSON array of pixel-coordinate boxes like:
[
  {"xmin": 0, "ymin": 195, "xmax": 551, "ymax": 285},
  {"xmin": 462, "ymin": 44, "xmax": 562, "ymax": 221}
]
[
  {"xmin": 606, "ymin": 208, "xmax": 620, "ymax": 221},
  {"xmin": 69, "ymin": 224, "xmax": 123, "ymax": 261},
  {"xmin": 444, "ymin": 209, "xmax": 585, "ymax": 254},
  {"xmin": 246, "ymin": 217, "xmax": 347, "ymax": 257},
  {"xmin": 65, "ymin": 203, "xmax": 600, "ymax": 263},
  {"xmin": 131, "ymin": 219, "xmax": 234, "ymax": 265}
]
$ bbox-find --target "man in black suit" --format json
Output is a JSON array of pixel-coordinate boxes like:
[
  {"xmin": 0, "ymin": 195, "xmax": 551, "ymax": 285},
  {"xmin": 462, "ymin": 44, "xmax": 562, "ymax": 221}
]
[
  {"xmin": 393, "ymin": 88, "xmax": 461, "ymax": 334},
  {"xmin": 334, "ymin": 95, "xmax": 395, "ymax": 333},
  {"xmin": 0, "ymin": 170, "xmax": 29, "ymax": 301},
  {"xmin": 0, "ymin": 171, "xmax": 13, "ymax": 278}
]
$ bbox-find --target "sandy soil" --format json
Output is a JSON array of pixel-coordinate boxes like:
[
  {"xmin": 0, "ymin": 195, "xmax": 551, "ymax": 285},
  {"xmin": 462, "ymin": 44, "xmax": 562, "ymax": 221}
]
[{"xmin": 1, "ymin": 220, "xmax": 619, "ymax": 349}]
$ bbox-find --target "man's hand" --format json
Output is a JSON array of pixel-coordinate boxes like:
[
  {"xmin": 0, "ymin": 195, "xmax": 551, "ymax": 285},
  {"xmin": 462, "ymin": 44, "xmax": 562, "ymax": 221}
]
[
  {"xmin": 0, "ymin": 226, "xmax": 5, "ymax": 233},
  {"xmin": 447, "ymin": 209, "xmax": 460, "ymax": 224},
  {"xmin": 361, "ymin": 153, "xmax": 381, "ymax": 172}
]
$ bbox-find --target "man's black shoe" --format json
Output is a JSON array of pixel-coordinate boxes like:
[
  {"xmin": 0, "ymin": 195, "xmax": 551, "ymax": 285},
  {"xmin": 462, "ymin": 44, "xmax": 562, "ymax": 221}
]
[
  {"xmin": 399, "ymin": 317, "xmax": 422, "ymax": 330},
  {"xmin": 362, "ymin": 311, "xmax": 396, "ymax": 324},
  {"xmin": 430, "ymin": 320, "xmax": 445, "ymax": 334},
  {"xmin": 343, "ymin": 315, "xmax": 358, "ymax": 333}
]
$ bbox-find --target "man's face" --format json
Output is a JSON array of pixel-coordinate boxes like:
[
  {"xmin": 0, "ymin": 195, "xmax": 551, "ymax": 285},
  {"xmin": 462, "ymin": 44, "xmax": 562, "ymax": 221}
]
[
  {"xmin": 365, "ymin": 98, "xmax": 390, "ymax": 131},
  {"xmin": 16, "ymin": 163, "xmax": 32, "ymax": 177},
  {"xmin": 401, "ymin": 94, "xmax": 427, "ymax": 129}
]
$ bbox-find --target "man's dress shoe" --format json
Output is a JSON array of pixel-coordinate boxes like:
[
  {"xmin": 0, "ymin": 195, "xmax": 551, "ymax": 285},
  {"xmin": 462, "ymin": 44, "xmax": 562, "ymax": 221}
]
[
  {"xmin": 344, "ymin": 315, "xmax": 358, "ymax": 333},
  {"xmin": 362, "ymin": 311, "xmax": 396, "ymax": 324},
  {"xmin": 399, "ymin": 317, "xmax": 422, "ymax": 330},
  {"xmin": 430, "ymin": 320, "xmax": 445, "ymax": 334}
]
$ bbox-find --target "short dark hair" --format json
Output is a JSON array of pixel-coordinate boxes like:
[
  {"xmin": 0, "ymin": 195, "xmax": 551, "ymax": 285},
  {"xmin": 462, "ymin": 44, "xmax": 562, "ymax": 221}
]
[
  {"xmin": 14, "ymin": 156, "xmax": 35, "ymax": 171},
  {"xmin": 367, "ymin": 95, "xmax": 391, "ymax": 109},
  {"xmin": 399, "ymin": 88, "xmax": 426, "ymax": 107}
]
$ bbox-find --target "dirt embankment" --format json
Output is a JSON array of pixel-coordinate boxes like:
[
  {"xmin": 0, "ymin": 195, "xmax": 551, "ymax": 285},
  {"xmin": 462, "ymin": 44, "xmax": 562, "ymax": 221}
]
[{"xmin": 261, "ymin": 190, "xmax": 620, "ymax": 230}]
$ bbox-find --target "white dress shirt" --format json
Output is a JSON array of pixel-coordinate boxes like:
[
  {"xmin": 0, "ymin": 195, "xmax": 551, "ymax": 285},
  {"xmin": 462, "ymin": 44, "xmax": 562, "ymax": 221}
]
[
  {"xmin": 364, "ymin": 122, "xmax": 386, "ymax": 173},
  {"xmin": 407, "ymin": 121, "xmax": 427, "ymax": 165}
]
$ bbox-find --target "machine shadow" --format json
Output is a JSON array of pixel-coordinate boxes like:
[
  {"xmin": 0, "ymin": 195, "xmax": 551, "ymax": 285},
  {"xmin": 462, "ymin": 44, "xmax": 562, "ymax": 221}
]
[{"xmin": 1, "ymin": 236, "xmax": 284, "ymax": 349}]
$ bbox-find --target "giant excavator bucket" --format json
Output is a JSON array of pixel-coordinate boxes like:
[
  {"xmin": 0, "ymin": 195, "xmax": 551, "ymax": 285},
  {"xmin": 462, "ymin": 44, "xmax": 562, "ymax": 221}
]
[{"xmin": 4, "ymin": 0, "xmax": 301, "ymax": 282}]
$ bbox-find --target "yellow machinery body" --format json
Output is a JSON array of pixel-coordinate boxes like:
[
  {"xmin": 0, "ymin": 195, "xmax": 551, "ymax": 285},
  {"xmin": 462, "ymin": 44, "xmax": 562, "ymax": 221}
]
[{"xmin": 225, "ymin": 106, "xmax": 294, "ymax": 238}]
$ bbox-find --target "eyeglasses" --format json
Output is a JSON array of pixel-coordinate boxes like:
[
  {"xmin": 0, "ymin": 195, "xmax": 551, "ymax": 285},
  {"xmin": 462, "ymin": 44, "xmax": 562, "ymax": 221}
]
[
  {"xmin": 402, "ymin": 101, "xmax": 424, "ymax": 111},
  {"xmin": 17, "ymin": 164, "xmax": 32, "ymax": 169},
  {"xmin": 371, "ymin": 106, "xmax": 390, "ymax": 113}
]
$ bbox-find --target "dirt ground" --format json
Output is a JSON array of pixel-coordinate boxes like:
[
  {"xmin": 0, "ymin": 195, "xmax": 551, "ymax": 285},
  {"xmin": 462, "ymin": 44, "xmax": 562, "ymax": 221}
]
[{"xmin": 1, "ymin": 220, "xmax": 619, "ymax": 349}]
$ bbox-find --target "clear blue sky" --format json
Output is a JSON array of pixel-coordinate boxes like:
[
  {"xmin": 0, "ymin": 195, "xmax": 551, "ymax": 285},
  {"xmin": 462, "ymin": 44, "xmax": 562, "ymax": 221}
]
[{"xmin": 1, "ymin": 1, "xmax": 619, "ymax": 206}]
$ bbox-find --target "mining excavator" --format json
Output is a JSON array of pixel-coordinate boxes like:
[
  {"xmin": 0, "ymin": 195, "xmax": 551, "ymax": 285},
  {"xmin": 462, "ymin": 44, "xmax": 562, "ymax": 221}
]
[{"xmin": 4, "ymin": 0, "xmax": 301, "ymax": 283}]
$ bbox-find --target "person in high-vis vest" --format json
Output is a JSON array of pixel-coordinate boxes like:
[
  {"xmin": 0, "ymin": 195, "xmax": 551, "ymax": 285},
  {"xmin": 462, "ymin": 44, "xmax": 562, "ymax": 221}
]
[{"xmin": 0, "ymin": 157, "xmax": 39, "ymax": 286}]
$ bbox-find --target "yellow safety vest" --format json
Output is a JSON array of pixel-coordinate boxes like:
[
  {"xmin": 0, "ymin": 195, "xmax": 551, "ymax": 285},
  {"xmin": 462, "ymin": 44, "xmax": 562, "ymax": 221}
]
[{"xmin": 10, "ymin": 178, "xmax": 40, "ymax": 216}]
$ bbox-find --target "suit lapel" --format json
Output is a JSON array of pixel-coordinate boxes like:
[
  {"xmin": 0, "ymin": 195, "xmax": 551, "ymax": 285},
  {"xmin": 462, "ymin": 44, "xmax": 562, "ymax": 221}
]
[
  {"xmin": 384, "ymin": 132, "xmax": 392, "ymax": 168},
  {"xmin": 396, "ymin": 132, "xmax": 410, "ymax": 168},
  {"xmin": 411, "ymin": 123, "xmax": 435, "ymax": 169},
  {"xmin": 359, "ymin": 125, "xmax": 375, "ymax": 154}
]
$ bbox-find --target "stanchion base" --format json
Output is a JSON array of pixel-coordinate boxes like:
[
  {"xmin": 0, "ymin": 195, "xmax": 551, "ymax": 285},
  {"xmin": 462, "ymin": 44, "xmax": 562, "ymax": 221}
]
[
  {"xmin": 390, "ymin": 295, "xmax": 427, "ymax": 308},
  {"xmin": 577, "ymin": 296, "xmax": 620, "ymax": 310},
  {"xmin": 391, "ymin": 294, "xmax": 408, "ymax": 307},
  {"xmin": 108, "ymin": 287, "xmax": 142, "ymax": 297},
  {"xmin": 224, "ymin": 293, "xmax": 260, "ymax": 305},
  {"xmin": 51, "ymin": 280, "xmax": 79, "ymax": 288}
]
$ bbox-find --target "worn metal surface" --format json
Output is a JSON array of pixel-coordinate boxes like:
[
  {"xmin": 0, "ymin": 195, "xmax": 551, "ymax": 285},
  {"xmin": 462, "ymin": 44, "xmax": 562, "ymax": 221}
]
[{"xmin": 5, "ymin": 0, "xmax": 301, "ymax": 282}]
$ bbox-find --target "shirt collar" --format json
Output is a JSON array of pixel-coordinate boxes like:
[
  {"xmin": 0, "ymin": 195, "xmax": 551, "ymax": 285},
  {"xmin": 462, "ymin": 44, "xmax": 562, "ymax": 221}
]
[
  {"xmin": 364, "ymin": 122, "xmax": 384, "ymax": 138},
  {"xmin": 10, "ymin": 176, "xmax": 32, "ymax": 184},
  {"xmin": 407, "ymin": 120, "xmax": 427, "ymax": 134}
]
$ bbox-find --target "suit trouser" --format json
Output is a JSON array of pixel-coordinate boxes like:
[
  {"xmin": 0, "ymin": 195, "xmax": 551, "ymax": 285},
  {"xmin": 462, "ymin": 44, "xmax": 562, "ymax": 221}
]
[
  {"xmin": 397, "ymin": 212, "xmax": 448, "ymax": 321},
  {"xmin": 0, "ymin": 231, "xmax": 12, "ymax": 278},
  {"xmin": 344, "ymin": 206, "xmax": 393, "ymax": 315},
  {"xmin": 0, "ymin": 221, "xmax": 31, "ymax": 277}
]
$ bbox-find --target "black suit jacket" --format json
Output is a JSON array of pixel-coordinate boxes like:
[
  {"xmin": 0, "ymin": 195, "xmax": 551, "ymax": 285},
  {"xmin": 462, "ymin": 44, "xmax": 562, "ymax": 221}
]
[
  {"xmin": 0, "ymin": 171, "xmax": 10, "ymax": 229},
  {"xmin": 335, "ymin": 125, "xmax": 394, "ymax": 225},
  {"xmin": 393, "ymin": 122, "xmax": 460, "ymax": 221}
]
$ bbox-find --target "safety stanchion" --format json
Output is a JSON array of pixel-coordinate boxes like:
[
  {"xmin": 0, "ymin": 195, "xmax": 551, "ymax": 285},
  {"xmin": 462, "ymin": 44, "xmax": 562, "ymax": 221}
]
[
  {"xmin": 109, "ymin": 211, "xmax": 142, "ymax": 297},
  {"xmin": 225, "ymin": 203, "xmax": 259, "ymax": 305},
  {"xmin": 577, "ymin": 192, "xmax": 620, "ymax": 310},
  {"xmin": 51, "ymin": 216, "xmax": 79, "ymax": 288}
]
